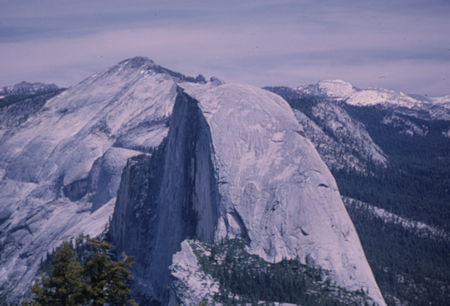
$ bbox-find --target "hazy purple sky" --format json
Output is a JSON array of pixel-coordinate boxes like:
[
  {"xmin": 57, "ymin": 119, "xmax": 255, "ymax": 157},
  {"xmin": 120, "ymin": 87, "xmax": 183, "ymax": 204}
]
[{"xmin": 1, "ymin": 0, "xmax": 449, "ymax": 95}]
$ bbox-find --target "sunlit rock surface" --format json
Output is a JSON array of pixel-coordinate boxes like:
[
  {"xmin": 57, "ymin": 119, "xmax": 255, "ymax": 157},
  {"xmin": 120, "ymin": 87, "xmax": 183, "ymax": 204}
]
[
  {"xmin": 0, "ymin": 57, "xmax": 178, "ymax": 302},
  {"xmin": 110, "ymin": 71, "xmax": 385, "ymax": 305}
]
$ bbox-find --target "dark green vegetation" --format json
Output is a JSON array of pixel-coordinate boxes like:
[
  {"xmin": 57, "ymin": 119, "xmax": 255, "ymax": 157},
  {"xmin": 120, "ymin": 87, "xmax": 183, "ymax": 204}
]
[
  {"xmin": 0, "ymin": 88, "xmax": 64, "ymax": 109},
  {"xmin": 346, "ymin": 205, "xmax": 450, "ymax": 305},
  {"xmin": 340, "ymin": 105, "xmax": 450, "ymax": 231},
  {"xmin": 266, "ymin": 87, "xmax": 450, "ymax": 305},
  {"xmin": 24, "ymin": 237, "xmax": 136, "ymax": 306},
  {"xmin": 335, "ymin": 106, "xmax": 450, "ymax": 305},
  {"xmin": 0, "ymin": 88, "xmax": 64, "ymax": 130},
  {"xmin": 191, "ymin": 239, "xmax": 374, "ymax": 305}
]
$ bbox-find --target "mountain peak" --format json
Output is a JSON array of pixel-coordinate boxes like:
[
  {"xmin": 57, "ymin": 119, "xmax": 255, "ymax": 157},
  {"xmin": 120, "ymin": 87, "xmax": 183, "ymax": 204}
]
[
  {"xmin": 118, "ymin": 56, "xmax": 155, "ymax": 69},
  {"xmin": 0, "ymin": 81, "xmax": 59, "ymax": 96},
  {"xmin": 299, "ymin": 80, "xmax": 444, "ymax": 106},
  {"xmin": 297, "ymin": 79, "xmax": 354, "ymax": 100},
  {"xmin": 113, "ymin": 56, "xmax": 207, "ymax": 84},
  {"xmin": 317, "ymin": 79, "xmax": 355, "ymax": 98}
]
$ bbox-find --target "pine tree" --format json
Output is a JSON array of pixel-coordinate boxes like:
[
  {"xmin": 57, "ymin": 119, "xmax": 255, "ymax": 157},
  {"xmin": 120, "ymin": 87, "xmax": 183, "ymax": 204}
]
[
  {"xmin": 84, "ymin": 238, "xmax": 136, "ymax": 305},
  {"xmin": 24, "ymin": 237, "xmax": 136, "ymax": 306},
  {"xmin": 26, "ymin": 242, "xmax": 86, "ymax": 305}
]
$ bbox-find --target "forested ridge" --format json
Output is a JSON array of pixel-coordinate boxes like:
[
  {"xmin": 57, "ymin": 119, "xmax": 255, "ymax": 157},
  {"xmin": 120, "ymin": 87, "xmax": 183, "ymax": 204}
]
[{"xmin": 269, "ymin": 88, "xmax": 450, "ymax": 305}]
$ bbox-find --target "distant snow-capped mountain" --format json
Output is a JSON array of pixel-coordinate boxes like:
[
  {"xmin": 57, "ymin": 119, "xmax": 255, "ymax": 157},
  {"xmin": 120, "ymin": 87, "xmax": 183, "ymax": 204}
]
[
  {"xmin": 298, "ymin": 79, "xmax": 355, "ymax": 100},
  {"xmin": 296, "ymin": 80, "xmax": 450, "ymax": 120},
  {"xmin": 0, "ymin": 81, "xmax": 59, "ymax": 98}
]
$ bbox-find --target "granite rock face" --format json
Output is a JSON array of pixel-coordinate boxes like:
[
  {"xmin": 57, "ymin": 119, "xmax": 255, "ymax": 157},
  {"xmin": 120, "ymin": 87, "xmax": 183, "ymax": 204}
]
[
  {"xmin": 0, "ymin": 57, "xmax": 179, "ymax": 303},
  {"xmin": 110, "ymin": 76, "xmax": 386, "ymax": 305}
]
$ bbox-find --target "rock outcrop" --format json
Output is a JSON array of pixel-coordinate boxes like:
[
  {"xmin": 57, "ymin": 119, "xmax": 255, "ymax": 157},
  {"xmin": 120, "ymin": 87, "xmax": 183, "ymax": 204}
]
[
  {"xmin": 0, "ymin": 57, "xmax": 179, "ymax": 303},
  {"xmin": 110, "ymin": 73, "xmax": 386, "ymax": 305}
]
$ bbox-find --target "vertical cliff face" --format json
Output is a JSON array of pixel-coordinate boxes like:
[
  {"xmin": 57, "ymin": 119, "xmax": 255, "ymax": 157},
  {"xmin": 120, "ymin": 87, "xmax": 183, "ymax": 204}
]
[
  {"xmin": 110, "ymin": 80, "xmax": 385, "ymax": 305},
  {"xmin": 110, "ymin": 88, "xmax": 219, "ymax": 301}
]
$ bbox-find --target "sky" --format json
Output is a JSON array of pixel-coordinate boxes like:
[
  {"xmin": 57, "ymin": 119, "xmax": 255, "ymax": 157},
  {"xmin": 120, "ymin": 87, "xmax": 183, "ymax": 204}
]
[{"xmin": 1, "ymin": 0, "xmax": 450, "ymax": 96}]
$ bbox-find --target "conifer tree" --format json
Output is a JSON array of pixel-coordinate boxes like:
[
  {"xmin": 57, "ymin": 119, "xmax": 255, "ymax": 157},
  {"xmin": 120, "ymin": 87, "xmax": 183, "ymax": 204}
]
[
  {"xmin": 24, "ymin": 237, "xmax": 136, "ymax": 306},
  {"xmin": 27, "ymin": 242, "xmax": 86, "ymax": 305},
  {"xmin": 84, "ymin": 238, "xmax": 136, "ymax": 305}
]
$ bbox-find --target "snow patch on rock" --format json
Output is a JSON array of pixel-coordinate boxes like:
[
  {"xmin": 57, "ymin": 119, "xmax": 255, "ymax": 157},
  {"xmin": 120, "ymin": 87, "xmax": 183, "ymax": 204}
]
[
  {"xmin": 297, "ymin": 80, "xmax": 450, "ymax": 120},
  {"xmin": 298, "ymin": 80, "xmax": 354, "ymax": 100},
  {"xmin": 317, "ymin": 80, "xmax": 355, "ymax": 99},
  {"xmin": 346, "ymin": 89, "xmax": 420, "ymax": 108},
  {"xmin": 430, "ymin": 95, "xmax": 450, "ymax": 104}
]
